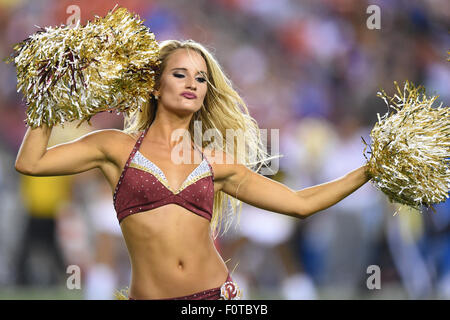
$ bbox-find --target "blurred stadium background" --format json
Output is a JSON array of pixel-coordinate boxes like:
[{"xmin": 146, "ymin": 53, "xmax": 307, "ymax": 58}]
[{"xmin": 0, "ymin": 0, "xmax": 449, "ymax": 299}]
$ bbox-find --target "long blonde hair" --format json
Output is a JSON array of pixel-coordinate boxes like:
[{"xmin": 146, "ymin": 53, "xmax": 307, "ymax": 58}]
[{"xmin": 123, "ymin": 39, "xmax": 279, "ymax": 237}]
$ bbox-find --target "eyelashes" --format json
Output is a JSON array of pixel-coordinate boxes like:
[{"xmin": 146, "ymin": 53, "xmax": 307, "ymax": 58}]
[{"xmin": 173, "ymin": 73, "xmax": 207, "ymax": 83}]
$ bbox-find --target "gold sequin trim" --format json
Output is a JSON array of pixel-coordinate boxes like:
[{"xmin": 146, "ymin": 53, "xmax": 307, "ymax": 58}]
[
  {"xmin": 177, "ymin": 171, "xmax": 212, "ymax": 194},
  {"xmin": 129, "ymin": 156, "xmax": 212, "ymax": 194},
  {"xmin": 129, "ymin": 162, "xmax": 174, "ymax": 192}
]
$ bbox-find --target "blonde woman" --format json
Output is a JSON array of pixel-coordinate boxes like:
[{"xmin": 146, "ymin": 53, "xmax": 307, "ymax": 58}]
[{"xmin": 14, "ymin": 39, "xmax": 371, "ymax": 300}]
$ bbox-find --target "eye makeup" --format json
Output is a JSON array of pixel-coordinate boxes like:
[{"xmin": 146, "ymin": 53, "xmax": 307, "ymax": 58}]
[{"xmin": 172, "ymin": 72, "xmax": 207, "ymax": 83}]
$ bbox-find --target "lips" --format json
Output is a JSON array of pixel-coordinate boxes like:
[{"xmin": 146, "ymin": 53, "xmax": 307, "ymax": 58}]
[{"xmin": 181, "ymin": 92, "xmax": 197, "ymax": 99}]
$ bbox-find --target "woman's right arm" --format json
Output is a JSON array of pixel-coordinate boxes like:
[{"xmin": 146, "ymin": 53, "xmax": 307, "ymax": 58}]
[{"xmin": 15, "ymin": 124, "xmax": 109, "ymax": 177}]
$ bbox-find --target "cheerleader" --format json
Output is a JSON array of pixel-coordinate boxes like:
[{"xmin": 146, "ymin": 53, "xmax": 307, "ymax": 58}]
[{"xmin": 14, "ymin": 39, "xmax": 371, "ymax": 300}]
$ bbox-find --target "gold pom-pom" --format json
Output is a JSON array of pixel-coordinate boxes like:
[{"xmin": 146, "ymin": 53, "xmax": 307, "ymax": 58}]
[
  {"xmin": 114, "ymin": 287, "xmax": 130, "ymax": 300},
  {"xmin": 4, "ymin": 5, "xmax": 160, "ymax": 128},
  {"xmin": 363, "ymin": 80, "xmax": 450, "ymax": 213}
]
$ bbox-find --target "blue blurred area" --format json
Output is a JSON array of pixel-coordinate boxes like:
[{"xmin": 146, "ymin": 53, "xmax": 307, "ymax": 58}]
[{"xmin": 0, "ymin": 0, "xmax": 448, "ymax": 299}]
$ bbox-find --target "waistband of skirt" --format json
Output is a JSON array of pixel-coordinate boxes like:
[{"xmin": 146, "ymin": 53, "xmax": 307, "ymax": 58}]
[{"xmin": 128, "ymin": 273, "xmax": 234, "ymax": 300}]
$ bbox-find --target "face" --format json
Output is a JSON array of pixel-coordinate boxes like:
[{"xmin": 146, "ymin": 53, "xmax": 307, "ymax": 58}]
[{"xmin": 156, "ymin": 48, "xmax": 208, "ymax": 116}]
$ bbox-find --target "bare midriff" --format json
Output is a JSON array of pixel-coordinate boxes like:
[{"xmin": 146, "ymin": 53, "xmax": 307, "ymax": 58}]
[{"xmin": 119, "ymin": 203, "xmax": 229, "ymax": 299}]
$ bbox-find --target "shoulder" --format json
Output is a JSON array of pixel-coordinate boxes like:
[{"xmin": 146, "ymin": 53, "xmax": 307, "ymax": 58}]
[
  {"xmin": 79, "ymin": 129, "xmax": 141, "ymax": 154},
  {"xmin": 83, "ymin": 129, "xmax": 140, "ymax": 142}
]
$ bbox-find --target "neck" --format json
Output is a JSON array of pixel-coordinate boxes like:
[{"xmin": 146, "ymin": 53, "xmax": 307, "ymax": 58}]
[{"xmin": 147, "ymin": 108, "xmax": 194, "ymax": 149}]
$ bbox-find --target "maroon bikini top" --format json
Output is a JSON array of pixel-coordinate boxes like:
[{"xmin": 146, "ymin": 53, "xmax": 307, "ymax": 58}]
[{"xmin": 113, "ymin": 127, "xmax": 215, "ymax": 223}]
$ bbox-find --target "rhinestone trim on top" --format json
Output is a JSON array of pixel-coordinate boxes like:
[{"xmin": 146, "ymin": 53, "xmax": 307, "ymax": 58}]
[{"xmin": 129, "ymin": 150, "xmax": 212, "ymax": 194}]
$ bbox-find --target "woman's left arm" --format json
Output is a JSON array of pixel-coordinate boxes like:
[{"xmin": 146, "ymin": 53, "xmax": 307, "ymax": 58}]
[{"xmin": 220, "ymin": 163, "xmax": 371, "ymax": 219}]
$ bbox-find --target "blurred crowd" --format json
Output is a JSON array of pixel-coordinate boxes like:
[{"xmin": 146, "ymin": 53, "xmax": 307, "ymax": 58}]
[{"xmin": 0, "ymin": 0, "xmax": 448, "ymax": 299}]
